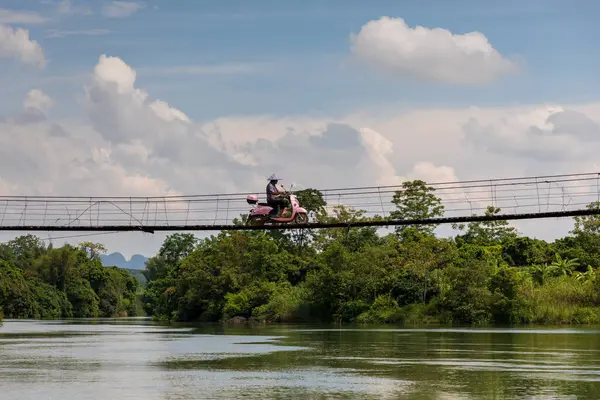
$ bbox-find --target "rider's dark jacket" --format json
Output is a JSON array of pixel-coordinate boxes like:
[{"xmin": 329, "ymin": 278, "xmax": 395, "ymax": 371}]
[{"xmin": 266, "ymin": 182, "xmax": 278, "ymax": 202}]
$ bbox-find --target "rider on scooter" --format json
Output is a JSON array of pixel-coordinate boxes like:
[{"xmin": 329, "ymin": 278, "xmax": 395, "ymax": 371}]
[{"xmin": 266, "ymin": 174, "xmax": 290, "ymax": 217}]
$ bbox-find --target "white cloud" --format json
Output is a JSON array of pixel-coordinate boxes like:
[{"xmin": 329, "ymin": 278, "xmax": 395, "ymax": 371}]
[
  {"xmin": 463, "ymin": 105, "xmax": 600, "ymax": 162},
  {"xmin": 0, "ymin": 89, "xmax": 55, "ymax": 124},
  {"xmin": 0, "ymin": 23, "xmax": 46, "ymax": 68},
  {"xmin": 1, "ymin": 54, "xmax": 600, "ymax": 256},
  {"xmin": 350, "ymin": 16, "xmax": 518, "ymax": 85},
  {"xmin": 24, "ymin": 89, "xmax": 55, "ymax": 112},
  {"xmin": 359, "ymin": 127, "xmax": 405, "ymax": 186},
  {"xmin": 101, "ymin": 1, "xmax": 145, "ymax": 18},
  {"xmin": 14, "ymin": 89, "xmax": 55, "ymax": 123},
  {"xmin": 0, "ymin": 9, "xmax": 47, "ymax": 25},
  {"xmin": 0, "ymin": 117, "xmax": 178, "ymax": 199},
  {"xmin": 408, "ymin": 162, "xmax": 458, "ymax": 184},
  {"xmin": 82, "ymin": 54, "xmax": 254, "ymax": 195},
  {"xmin": 91, "ymin": 54, "xmax": 139, "ymax": 94}
]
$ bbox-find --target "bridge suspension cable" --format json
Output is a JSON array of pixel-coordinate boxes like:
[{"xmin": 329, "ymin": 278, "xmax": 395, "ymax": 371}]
[{"xmin": 0, "ymin": 172, "xmax": 598, "ymax": 232}]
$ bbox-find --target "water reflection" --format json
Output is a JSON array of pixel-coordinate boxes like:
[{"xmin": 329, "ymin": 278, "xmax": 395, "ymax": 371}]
[{"xmin": 1, "ymin": 320, "xmax": 600, "ymax": 399}]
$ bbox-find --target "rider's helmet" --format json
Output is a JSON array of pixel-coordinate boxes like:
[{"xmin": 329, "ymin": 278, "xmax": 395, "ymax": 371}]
[{"xmin": 268, "ymin": 174, "xmax": 281, "ymax": 184}]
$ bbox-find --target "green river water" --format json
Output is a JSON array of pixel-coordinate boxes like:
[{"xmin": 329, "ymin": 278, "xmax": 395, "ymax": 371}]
[{"xmin": 1, "ymin": 318, "xmax": 600, "ymax": 399}]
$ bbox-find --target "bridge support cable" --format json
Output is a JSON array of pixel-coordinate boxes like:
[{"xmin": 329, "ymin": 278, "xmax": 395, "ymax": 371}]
[
  {"xmin": 0, "ymin": 208, "xmax": 599, "ymax": 232},
  {"xmin": 0, "ymin": 172, "xmax": 598, "ymax": 232}
]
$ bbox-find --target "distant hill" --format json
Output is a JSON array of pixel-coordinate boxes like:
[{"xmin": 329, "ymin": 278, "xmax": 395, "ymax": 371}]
[
  {"xmin": 101, "ymin": 252, "xmax": 149, "ymax": 270},
  {"xmin": 123, "ymin": 268, "xmax": 147, "ymax": 286}
]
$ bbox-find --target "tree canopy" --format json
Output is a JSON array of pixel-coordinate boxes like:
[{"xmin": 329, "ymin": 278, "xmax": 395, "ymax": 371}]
[
  {"xmin": 0, "ymin": 235, "xmax": 139, "ymax": 320},
  {"xmin": 4, "ymin": 179, "xmax": 600, "ymax": 326},
  {"xmin": 136, "ymin": 180, "xmax": 600, "ymax": 325}
]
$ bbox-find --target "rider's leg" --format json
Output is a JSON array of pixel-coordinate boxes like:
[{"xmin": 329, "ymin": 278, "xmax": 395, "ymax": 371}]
[
  {"xmin": 281, "ymin": 197, "xmax": 291, "ymax": 217},
  {"xmin": 276, "ymin": 198, "xmax": 287, "ymax": 217},
  {"xmin": 267, "ymin": 201, "xmax": 277, "ymax": 216},
  {"xmin": 267, "ymin": 199, "xmax": 284, "ymax": 216}
]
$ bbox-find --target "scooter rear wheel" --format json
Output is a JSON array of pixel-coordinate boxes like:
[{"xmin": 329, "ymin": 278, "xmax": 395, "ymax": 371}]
[{"xmin": 247, "ymin": 215, "xmax": 266, "ymax": 226}]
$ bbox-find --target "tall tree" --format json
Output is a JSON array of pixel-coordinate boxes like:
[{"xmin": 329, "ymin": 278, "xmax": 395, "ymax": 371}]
[
  {"xmin": 572, "ymin": 201, "xmax": 600, "ymax": 235},
  {"xmin": 454, "ymin": 206, "xmax": 518, "ymax": 246},
  {"xmin": 550, "ymin": 202, "xmax": 600, "ymax": 270},
  {"xmin": 79, "ymin": 242, "xmax": 107, "ymax": 261},
  {"xmin": 288, "ymin": 188, "xmax": 327, "ymax": 250},
  {"xmin": 143, "ymin": 233, "xmax": 198, "ymax": 283},
  {"xmin": 157, "ymin": 233, "xmax": 198, "ymax": 267},
  {"xmin": 390, "ymin": 180, "xmax": 445, "ymax": 238},
  {"xmin": 295, "ymin": 188, "xmax": 327, "ymax": 221},
  {"xmin": 5, "ymin": 234, "xmax": 47, "ymax": 269}
]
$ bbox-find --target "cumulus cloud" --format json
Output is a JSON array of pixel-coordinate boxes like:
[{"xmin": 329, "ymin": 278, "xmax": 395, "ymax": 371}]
[
  {"xmin": 81, "ymin": 55, "xmax": 440, "ymax": 198},
  {"xmin": 84, "ymin": 54, "xmax": 194, "ymax": 147},
  {"xmin": 350, "ymin": 17, "xmax": 517, "ymax": 85},
  {"xmin": 359, "ymin": 127, "xmax": 405, "ymax": 186},
  {"xmin": 239, "ymin": 123, "xmax": 381, "ymax": 189},
  {"xmin": 0, "ymin": 118, "xmax": 179, "ymax": 198},
  {"xmin": 0, "ymin": 23, "xmax": 46, "ymax": 67},
  {"xmin": 14, "ymin": 89, "xmax": 55, "ymax": 124},
  {"xmin": 1, "ymin": 53, "xmax": 600, "ymax": 256},
  {"xmin": 463, "ymin": 105, "xmax": 600, "ymax": 162},
  {"xmin": 408, "ymin": 162, "xmax": 458, "ymax": 183},
  {"xmin": 5, "ymin": 54, "xmax": 598, "ymax": 201},
  {"xmin": 83, "ymin": 55, "xmax": 262, "ymax": 194},
  {"xmin": 24, "ymin": 89, "xmax": 55, "ymax": 112},
  {"xmin": 0, "ymin": 89, "xmax": 55, "ymax": 124},
  {"xmin": 101, "ymin": 1, "xmax": 145, "ymax": 18},
  {"xmin": 0, "ymin": 54, "xmax": 439, "ymax": 201}
]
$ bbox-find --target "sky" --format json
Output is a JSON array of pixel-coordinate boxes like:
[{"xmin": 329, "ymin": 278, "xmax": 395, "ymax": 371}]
[{"xmin": 0, "ymin": 0, "xmax": 599, "ymax": 258}]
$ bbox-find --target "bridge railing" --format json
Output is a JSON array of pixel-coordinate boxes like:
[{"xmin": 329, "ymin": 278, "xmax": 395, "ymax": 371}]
[{"xmin": 0, "ymin": 172, "xmax": 598, "ymax": 231}]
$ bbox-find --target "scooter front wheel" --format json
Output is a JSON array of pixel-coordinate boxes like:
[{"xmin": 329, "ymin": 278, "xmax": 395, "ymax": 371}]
[{"xmin": 294, "ymin": 213, "xmax": 309, "ymax": 225}]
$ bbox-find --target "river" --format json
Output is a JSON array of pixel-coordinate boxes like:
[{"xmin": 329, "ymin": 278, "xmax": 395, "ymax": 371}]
[{"xmin": 1, "ymin": 319, "xmax": 600, "ymax": 399}]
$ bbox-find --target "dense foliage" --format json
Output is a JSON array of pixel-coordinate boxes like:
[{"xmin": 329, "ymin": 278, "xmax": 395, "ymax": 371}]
[
  {"xmin": 4, "ymin": 182, "xmax": 600, "ymax": 326},
  {"xmin": 0, "ymin": 238, "xmax": 139, "ymax": 319},
  {"xmin": 138, "ymin": 184, "xmax": 600, "ymax": 325}
]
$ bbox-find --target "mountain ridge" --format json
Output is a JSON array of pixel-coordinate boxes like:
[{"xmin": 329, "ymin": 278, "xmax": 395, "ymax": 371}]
[{"xmin": 100, "ymin": 252, "xmax": 148, "ymax": 270}]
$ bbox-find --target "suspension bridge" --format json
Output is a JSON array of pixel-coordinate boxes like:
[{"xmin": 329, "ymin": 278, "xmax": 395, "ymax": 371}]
[{"xmin": 1, "ymin": 172, "xmax": 600, "ymax": 233}]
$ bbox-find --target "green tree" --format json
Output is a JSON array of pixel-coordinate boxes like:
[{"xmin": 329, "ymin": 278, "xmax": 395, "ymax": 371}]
[
  {"xmin": 315, "ymin": 205, "xmax": 381, "ymax": 252},
  {"xmin": 548, "ymin": 254, "xmax": 579, "ymax": 277},
  {"xmin": 4, "ymin": 234, "xmax": 47, "ymax": 270},
  {"xmin": 156, "ymin": 233, "xmax": 198, "ymax": 267},
  {"xmin": 501, "ymin": 236, "xmax": 554, "ymax": 267},
  {"xmin": 295, "ymin": 188, "xmax": 327, "ymax": 220},
  {"xmin": 0, "ymin": 234, "xmax": 138, "ymax": 320},
  {"xmin": 78, "ymin": 241, "xmax": 107, "ymax": 260},
  {"xmin": 143, "ymin": 233, "xmax": 198, "ymax": 282},
  {"xmin": 572, "ymin": 201, "xmax": 600, "ymax": 234},
  {"xmin": 454, "ymin": 206, "xmax": 518, "ymax": 246},
  {"xmin": 390, "ymin": 180, "xmax": 444, "ymax": 238},
  {"xmin": 399, "ymin": 235, "xmax": 458, "ymax": 303}
]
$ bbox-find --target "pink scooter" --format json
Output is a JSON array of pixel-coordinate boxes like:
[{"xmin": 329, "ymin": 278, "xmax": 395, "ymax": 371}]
[{"xmin": 246, "ymin": 186, "xmax": 309, "ymax": 226}]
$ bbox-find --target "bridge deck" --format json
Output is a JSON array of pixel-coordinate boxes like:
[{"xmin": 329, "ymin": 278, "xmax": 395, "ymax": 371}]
[{"xmin": 0, "ymin": 172, "xmax": 598, "ymax": 232}]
